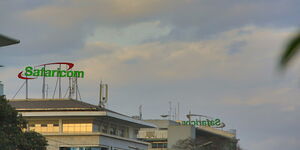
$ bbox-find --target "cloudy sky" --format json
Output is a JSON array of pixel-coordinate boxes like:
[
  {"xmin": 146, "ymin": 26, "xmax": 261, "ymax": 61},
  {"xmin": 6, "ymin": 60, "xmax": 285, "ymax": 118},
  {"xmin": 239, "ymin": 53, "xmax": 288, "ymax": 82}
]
[{"xmin": 1, "ymin": 0, "xmax": 300, "ymax": 149}]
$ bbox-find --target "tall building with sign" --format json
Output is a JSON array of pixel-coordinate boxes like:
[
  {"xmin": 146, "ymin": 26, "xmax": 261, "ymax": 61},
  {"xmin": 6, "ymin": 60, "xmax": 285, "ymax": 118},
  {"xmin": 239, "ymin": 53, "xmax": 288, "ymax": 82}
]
[
  {"xmin": 137, "ymin": 119, "xmax": 238, "ymax": 150},
  {"xmin": 9, "ymin": 99, "xmax": 156, "ymax": 150}
]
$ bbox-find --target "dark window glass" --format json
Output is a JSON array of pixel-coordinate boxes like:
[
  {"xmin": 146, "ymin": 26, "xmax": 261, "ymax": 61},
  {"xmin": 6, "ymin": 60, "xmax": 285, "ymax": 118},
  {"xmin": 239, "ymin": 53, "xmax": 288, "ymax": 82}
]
[
  {"xmin": 152, "ymin": 143, "xmax": 158, "ymax": 148},
  {"xmin": 158, "ymin": 143, "xmax": 163, "ymax": 148},
  {"xmin": 164, "ymin": 143, "xmax": 168, "ymax": 148}
]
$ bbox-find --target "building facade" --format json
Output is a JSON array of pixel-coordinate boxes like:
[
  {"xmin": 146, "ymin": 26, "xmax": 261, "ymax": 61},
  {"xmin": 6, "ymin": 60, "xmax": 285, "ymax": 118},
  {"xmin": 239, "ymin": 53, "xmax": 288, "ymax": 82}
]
[{"xmin": 9, "ymin": 99, "xmax": 156, "ymax": 150}]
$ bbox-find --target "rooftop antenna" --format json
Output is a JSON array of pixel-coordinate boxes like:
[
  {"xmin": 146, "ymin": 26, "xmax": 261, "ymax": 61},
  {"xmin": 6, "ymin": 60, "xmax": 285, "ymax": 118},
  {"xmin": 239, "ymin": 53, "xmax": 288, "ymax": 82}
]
[
  {"xmin": 177, "ymin": 102, "xmax": 180, "ymax": 120},
  {"xmin": 46, "ymin": 84, "xmax": 49, "ymax": 99},
  {"xmin": 25, "ymin": 78, "xmax": 28, "ymax": 99},
  {"xmin": 68, "ymin": 67, "xmax": 72, "ymax": 99},
  {"xmin": 42, "ymin": 65, "xmax": 46, "ymax": 99},
  {"xmin": 169, "ymin": 101, "xmax": 172, "ymax": 120},
  {"xmin": 99, "ymin": 81, "xmax": 108, "ymax": 108},
  {"xmin": 58, "ymin": 64, "xmax": 62, "ymax": 99},
  {"xmin": 139, "ymin": 105, "xmax": 143, "ymax": 120},
  {"xmin": 174, "ymin": 107, "xmax": 177, "ymax": 121}
]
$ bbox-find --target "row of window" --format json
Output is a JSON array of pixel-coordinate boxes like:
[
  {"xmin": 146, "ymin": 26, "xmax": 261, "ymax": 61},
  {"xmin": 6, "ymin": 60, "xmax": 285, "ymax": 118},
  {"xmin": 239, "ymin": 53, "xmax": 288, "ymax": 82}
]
[
  {"xmin": 151, "ymin": 143, "xmax": 167, "ymax": 148},
  {"xmin": 29, "ymin": 123, "xmax": 59, "ymax": 133},
  {"xmin": 27, "ymin": 121, "xmax": 129, "ymax": 137},
  {"xmin": 63, "ymin": 123, "xmax": 93, "ymax": 132},
  {"xmin": 94, "ymin": 123, "xmax": 128, "ymax": 137}
]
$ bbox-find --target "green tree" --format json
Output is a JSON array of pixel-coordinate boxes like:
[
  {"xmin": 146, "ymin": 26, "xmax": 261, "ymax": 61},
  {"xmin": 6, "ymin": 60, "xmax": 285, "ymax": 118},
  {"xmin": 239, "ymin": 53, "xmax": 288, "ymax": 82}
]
[
  {"xmin": 172, "ymin": 137, "xmax": 239, "ymax": 150},
  {"xmin": 17, "ymin": 131, "xmax": 48, "ymax": 150},
  {"xmin": 279, "ymin": 31, "xmax": 300, "ymax": 69},
  {"xmin": 0, "ymin": 96, "xmax": 48, "ymax": 150},
  {"xmin": 172, "ymin": 138, "xmax": 213, "ymax": 150}
]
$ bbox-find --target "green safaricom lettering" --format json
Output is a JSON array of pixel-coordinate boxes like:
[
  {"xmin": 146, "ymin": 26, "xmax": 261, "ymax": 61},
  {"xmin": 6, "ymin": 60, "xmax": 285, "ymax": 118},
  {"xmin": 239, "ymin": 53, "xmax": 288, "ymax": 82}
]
[
  {"xmin": 214, "ymin": 118, "xmax": 221, "ymax": 126},
  {"xmin": 25, "ymin": 66, "xmax": 33, "ymax": 76},
  {"xmin": 33, "ymin": 68, "xmax": 40, "ymax": 76},
  {"xmin": 201, "ymin": 120, "xmax": 207, "ymax": 126},
  {"xmin": 207, "ymin": 120, "xmax": 213, "ymax": 126},
  {"xmin": 191, "ymin": 121, "xmax": 196, "ymax": 125},
  {"xmin": 45, "ymin": 70, "xmax": 51, "ymax": 77},
  {"xmin": 60, "ymin": 70, "xmax": 66, "ymax": 77},
  {"xmin": 74, "ymin": 71, "xmax": 84, "ymax": 78}
]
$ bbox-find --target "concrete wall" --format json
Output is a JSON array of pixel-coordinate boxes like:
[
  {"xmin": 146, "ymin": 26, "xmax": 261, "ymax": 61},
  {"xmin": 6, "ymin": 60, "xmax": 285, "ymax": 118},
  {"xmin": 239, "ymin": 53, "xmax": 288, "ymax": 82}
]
[{"xmin": 167, "ymin": 125, "xmax": 196, "ymax": 149}]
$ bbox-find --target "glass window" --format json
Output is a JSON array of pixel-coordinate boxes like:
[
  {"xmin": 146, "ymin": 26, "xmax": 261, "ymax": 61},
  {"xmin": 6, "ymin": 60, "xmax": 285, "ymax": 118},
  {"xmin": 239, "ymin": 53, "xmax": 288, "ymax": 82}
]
[
  {"xmin": 109, "ymin": 126, "xmax": 117, "ymax": 135},
  {"xmin": 63, "ymin": 120, "xmax": 93, "ymax": 133},
  {"xmin": 102, "ymin": 124, "xmax": 108, "ymax": 133},
  {"xmin": 152, "ymin": 143, "xmax": 158, "ymax": 148},
  {"xmin": 119, "ymin": 129, "xmax": 125, "ymax": 137},
  {"xmin": 28, "ymin": 120, "xmax": 59, "ymax": 133},
  {"xmin": 152, "ymin": 142, "xmax": 167, "ymax": 148}
]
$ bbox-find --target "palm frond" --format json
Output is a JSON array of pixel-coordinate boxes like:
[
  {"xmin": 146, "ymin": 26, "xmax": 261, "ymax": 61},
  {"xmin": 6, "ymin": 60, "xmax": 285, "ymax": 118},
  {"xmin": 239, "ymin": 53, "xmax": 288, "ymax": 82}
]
[{"xmin": 279, "ymin": 31, "xmax": 300, "ymax": 69}]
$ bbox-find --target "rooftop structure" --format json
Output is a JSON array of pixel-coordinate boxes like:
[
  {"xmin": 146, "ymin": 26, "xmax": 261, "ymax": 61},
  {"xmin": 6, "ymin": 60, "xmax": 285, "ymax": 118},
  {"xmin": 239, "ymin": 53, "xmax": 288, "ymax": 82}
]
[{"xmin": 9, "ymin": 98, "xmax": 156, "ymax": 150}]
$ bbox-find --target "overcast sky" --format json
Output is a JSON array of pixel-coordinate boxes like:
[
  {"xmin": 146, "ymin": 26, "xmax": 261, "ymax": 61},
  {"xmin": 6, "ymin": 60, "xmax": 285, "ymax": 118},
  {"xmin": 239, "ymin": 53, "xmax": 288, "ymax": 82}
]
[{"xmin": 1, "ymin": 0, "xmax": 300, "ymax": 149}]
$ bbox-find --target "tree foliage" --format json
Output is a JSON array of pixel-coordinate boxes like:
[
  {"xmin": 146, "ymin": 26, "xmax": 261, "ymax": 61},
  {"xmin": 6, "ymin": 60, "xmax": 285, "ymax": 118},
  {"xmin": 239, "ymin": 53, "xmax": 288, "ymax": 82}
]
[
  {"xmin": 172, "ymin": 137, "xmax": 239, "ymax": 150},
  {"xmin": 0, "ymin": 96, "xmax": 48, "ymax": 150},
  {"xmin": 172, "ymin": 138, "xmax": 213, "ymax": 150},
  {"xmin": 279, "ymin": 31, "xmax": 300, "ymax": 69}
]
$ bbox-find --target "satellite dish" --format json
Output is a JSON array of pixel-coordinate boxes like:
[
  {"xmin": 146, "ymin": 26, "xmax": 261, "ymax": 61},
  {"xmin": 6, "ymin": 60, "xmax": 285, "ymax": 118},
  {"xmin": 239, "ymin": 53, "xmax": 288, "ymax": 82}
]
[{"xmin": 160, "ymin": 115, "xmax": 169, "ymax": 118}]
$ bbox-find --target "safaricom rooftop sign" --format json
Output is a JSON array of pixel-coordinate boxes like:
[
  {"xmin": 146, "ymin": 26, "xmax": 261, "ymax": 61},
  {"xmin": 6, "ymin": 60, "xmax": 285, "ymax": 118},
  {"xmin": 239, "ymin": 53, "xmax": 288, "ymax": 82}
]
[{"xmin": 18, "ymin": 62, "xmax": 84, "ymax": 80}]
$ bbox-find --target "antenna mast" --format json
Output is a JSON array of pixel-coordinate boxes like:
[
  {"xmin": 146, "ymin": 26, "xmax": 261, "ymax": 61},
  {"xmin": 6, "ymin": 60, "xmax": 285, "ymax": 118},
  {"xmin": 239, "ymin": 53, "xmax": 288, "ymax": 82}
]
[
  {"xmin": 139, "ymin": 105, "xmax": 142, "ymax": 120},
  {"xmin": 99, "ymin": 81, "xmax": 108, "ymax": 108}
]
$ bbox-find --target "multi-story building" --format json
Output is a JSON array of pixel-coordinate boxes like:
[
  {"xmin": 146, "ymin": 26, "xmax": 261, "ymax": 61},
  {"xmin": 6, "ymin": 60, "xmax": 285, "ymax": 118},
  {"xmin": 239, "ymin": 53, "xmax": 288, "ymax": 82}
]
[
  {"xmin": 9, "ymin": 98, "xmax": 156, "ymax": 150},
  {"xmin": 138, "ymin": 120, "xmax": 238, "ymax": 150}
]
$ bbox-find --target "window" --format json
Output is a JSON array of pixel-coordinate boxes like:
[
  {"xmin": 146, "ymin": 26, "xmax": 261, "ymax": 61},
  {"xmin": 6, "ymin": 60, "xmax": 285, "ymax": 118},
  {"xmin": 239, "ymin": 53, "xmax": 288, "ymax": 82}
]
[
  {"xmin": 63, "ymin": 123, "xmax": 92, "ymax": 133},
  {"xmin": 119, "ymin": 129, "xmax": 125, "ymax": 137},
  {"xmin": 102, "ymin": 124, "xmax": 108, "ymax": 133},
  {"xmin": 62, "ymin": 120, "xmax": 93, "ymax": 133},
  {"xmin": 151, "ymin": 142, "xmax": 167, "ymax": 148},
  {"xmin": 28, "ymin": 122, "xmax": 59, "ymax": 133},
  {"xmin": 109, "ymin": 126, "xmax": 117, "ymax": 135}
]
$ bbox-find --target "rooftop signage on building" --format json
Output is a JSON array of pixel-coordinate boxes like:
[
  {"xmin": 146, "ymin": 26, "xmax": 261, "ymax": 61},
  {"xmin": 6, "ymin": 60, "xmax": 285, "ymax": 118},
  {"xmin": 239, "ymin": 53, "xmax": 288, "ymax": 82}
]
[
  {"xmin": 18, "ymin": 62, "xmax": 84, "ymax": 80},
  {"xmin": 177, "ymin": 119, "xmax": 225, "ymax": 128}
]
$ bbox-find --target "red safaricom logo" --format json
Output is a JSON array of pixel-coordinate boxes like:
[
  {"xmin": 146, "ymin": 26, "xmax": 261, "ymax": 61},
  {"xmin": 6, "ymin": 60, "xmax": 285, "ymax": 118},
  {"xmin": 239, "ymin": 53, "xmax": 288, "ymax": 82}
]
[{"xmin": 18, "ymin": 62, "xmax": 84, "ymax": 80}]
